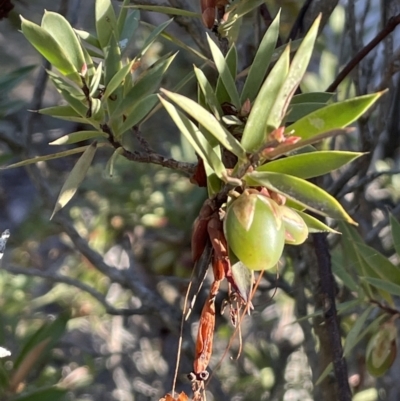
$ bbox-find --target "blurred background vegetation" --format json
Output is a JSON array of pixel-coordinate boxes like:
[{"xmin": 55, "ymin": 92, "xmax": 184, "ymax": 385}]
[{"xmin": 1, "ymin": 1, "xmax": 400, "ymax": 401}]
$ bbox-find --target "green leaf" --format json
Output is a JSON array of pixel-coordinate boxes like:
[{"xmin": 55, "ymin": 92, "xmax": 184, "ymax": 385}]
[
  {"xmin": 105, "ymin": 147, "xmax": 123, "ymax": 177},
  {"xmin": 41, "ymin": 11, "xmax": 86, "ymax": 75},
  {"xmin": 161, "ymin": 89, "xmax": 246, "ymax": 160},
  {"xmin": 266, "ymin": 16, "xmax": 321, "ymax": 132},
  {"xmin": 89, "ymin": 61, "xmax": 103, "ymax": 97},
  {"xmin": 219, "ymin": 0, "xmax": 266, "ymax": 43},
  {"xmin": 343, "ymin": 306, "xmax": 373, "ymax": 356},
  {"xmin": 240, "ymin": 11, "xmax": 280, "ymax": 103},
  {"xmin": 194, "ymin": 66, "xmax": 223, "ymax": 119},
  {"xmin": 245, "ymin": 171, "xmax": 357, "ymax": 224},
  {"xmin": 137, "ymin": 19, "xmax": 173, "ymax": 59},
  {"xmin": 240, "ymin": 45, "xmax": 290, "ymax": 152},
  {"xmin": 0, "ymin": 146, "xmax": 99, "ymax": 169},
  {"xmin": 13, "ymin": 387, "xmax": 67, "ymax": 401},
  {"xmin": 332, "ymin": 251, "xmax": 359, "ymax": 293},
  {"xmin": 285, "ymin": 92, "xmax": 385, "ymax": 140},
  {"xmin": 208, "ymin": 37, "xmax": 240, "ymax": 108},
  {"xmin": 160, "ymin": 96, "xmax": 227, "ymax": 181},
  {"xmin": 390, "ymin": 214, "xmax": 400, "ymax": 257},
  {"xmin": 20, "ymin": 17, "xmax": 80, "ymax": 84},
  {"xmin": 127, "ymin": 5, "xmax": 200, "ymax": 17},
  {"xmin": 50, "ymin": 142, "xmax": 97, "ymax": 219},
  {"xmin": 291, "ymin": 92, "xmax": 334, "ymax": 104},
  {"xmin": 104, "ymin": 34, "xmax": 122, "ymax": 119},
  {"xmin": 356, "ymin": 242, "xmax": 400, "ymax": 286},
  {"xmin": 95, "ymin": 0, "xmax": 118, "ymax": 49},
  {"xmin": 49, "ymin": 131, "xmax": 107, "ymax": 145},
  {"xmin": 285, "ymin": 102, "xmax": 328, "ymax": 123},
  {"xmin": 339, "ymin": 222, "xmax": 391, "ymax": 302},
  {"xmin": 38, "ymin": 105, "xmax": 91, "ymax": 124},
  {"xmin": 119, "ymin": 9, "xmax": 140, "ymax": 50},
  {"xmin": 116, "ymin": 53, "xmax": 176, "ymax": 119},
  {"xmin": 318, "ymin": 315, "xmax": 387, "ymax": 386},
  {"xmin": 256, "ymin": 151, "xmax": 364, "ymax": 179},
  {"xmin": 119, "ymin": 94, "xmax": 159, "ymax": 134},
  {"xmin": 74, "ymin": 29, "xmax": 102, "ymax": 49},
  {"xmin": 117, "ymin": 0, "xmax": 131, "ymax": 37},
  {"xmin": 362, "ymin": 277, "xmax": 400, "ymax": 297},
  {"xmin": 103, "ymin": 59, "xmax": 135, "ymax": 99},
  {"xmin": 297, "ymin": 210, "xmax": 340, "ymax": 234},
  {"xmin": 140, "ymin": 21, "xmax": 209, "ymax": 63}
]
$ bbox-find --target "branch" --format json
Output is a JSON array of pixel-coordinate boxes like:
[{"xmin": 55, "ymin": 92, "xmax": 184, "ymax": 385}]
[
  {"xmin": 52, "ymin": 214, "xmax": 183, "ymax": 331},
  {"xmin": 102, "ymin": 123, "xmax": 196, "ymax": 175},
  {"xmin": 327, "ymin": 14, "xmax": 400, "ymax": 92},
  {"xmin": 2, "ymin": 264, "xmax": 148, "ymax": 316},
  {"xmin": 313, "ymin": 232, "xmax": 351, "ymax": 401}
]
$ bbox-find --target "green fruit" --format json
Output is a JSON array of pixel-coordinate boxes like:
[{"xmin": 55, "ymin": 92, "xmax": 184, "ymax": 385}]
[
  {"xmin": 223, "ymin": 192, "xmax": 285, "ymax": 271},
  {"xmin": 366, "ymin": 323, "xmax": 397, "ymax": 377},
  {"xmin": 280, "ymin": 205, "xmax": 309, "ymax": 245}
]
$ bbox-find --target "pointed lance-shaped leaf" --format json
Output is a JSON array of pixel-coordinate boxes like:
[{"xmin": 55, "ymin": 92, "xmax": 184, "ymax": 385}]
[
  {"xmin": 41, "ymin": 11, "xmax": 86, "ymax": 76},
  {"xmin": 160, "ymin": 89, "xmax": 246, "ymax": 160},
  {"xmin": 245, "ymin": 171, "xmax": 357, "ymax": 224},
  {"xmin": 240, "ymin": 10, "xmax": 281, "ymax": 103},
  {"xmin": 285, "ymin": 91, "xmax": 386, "ymax": 140},
  {"xmin": 50, "ymin": 142, "xmax": 97, "ymax": 219},
  {"xmin": 95, "ymin": 0, "xmax": 118, "ymax": 49},
  {"xmin": 20, "ymin": 16, "xmax": 81, "ymax": 84}
]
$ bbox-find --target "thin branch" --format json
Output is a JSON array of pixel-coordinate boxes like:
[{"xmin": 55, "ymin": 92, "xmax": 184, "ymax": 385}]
[
  {"xmin": 313, "ymin": 232, "xmax": 351, "ymax": 401},
  {"xmin": 2, "ymin": 264, "xmax": 148, "ymax": 316},
  {"xmin": 102, "ymin": 123, "xmax": 196, "ymax": 175},
  {"xmin": 327, "ymin": 14, "xmax": 400, "ymax": 92}
]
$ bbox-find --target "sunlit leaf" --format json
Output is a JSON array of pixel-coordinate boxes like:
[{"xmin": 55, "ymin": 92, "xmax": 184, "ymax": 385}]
[
  {"xmin": 241, "ymin": 45, "xmax": 290, "ymax": 152},
  {"xmin": 160, "ymin": 96, "xmax": 227, "ymax": 180},
  {"xmin": 41, "ymin": 11, "xmax": 86, "ymax": 74},
  {"xmin": 0, "ymin": 145, "xmax": 104, "ymax": 169},
  {"xmin": 194, "ymin": 66, "xmax": 223, "ymax": 119},
  {"xmin": 89, "ymin": 61, "xmax": 103, "ymax": 97},
  {"xmin": 74, "ymin": 29, "xmax": 101, "ymax": 49},
  {"xmin": 20, "ymin": 17, "xmax": 80, "ymax": 84},
  {"xmin": 161, "ymin": 89, "xmax": 246, "ymax": 160},
  {"xmin": 113, "ymin": 53, "xmax": 176, "ymax": 123},
  {"xmin": 266, "ymin": 16, "xmax": 320, "ymax": 133},
  {"xmin": 50, "ymin": 142, "xmax": 97, "ymax": 219},
  {"xmin": 105, "ymin": 147, "xmax": 123, "ymax": 177},
  {"xmin": 240, "ymin": 11, "xmax": 280, "ymax": 103},
  {"xmin": 285, "ymin": 92, "xmax": 385, "ymax": 140},
  {"xmin": 210, "ymin": 39, "xmax": 240, "ymax": 108},
  {"xmin": 103, "ymin": 59, "xmax": 135, "ymax": 99},
  {"xmin": 297, "ymin": 210, "xmax": 340, "ymax": 234},
  {"xmin": 49, "ymin": 131, "xmax": 107, "ymax": 145},
  {"xmin": 95, "ymin": 0, "xmax": 118, "ymax": 49},
  {"xmin": 245, "ymin": 171, "xmax": 357, "ymax": 224},
  {"xmin": 257, "ymin": 151, "xmax": 364, "ymax": 178}
]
